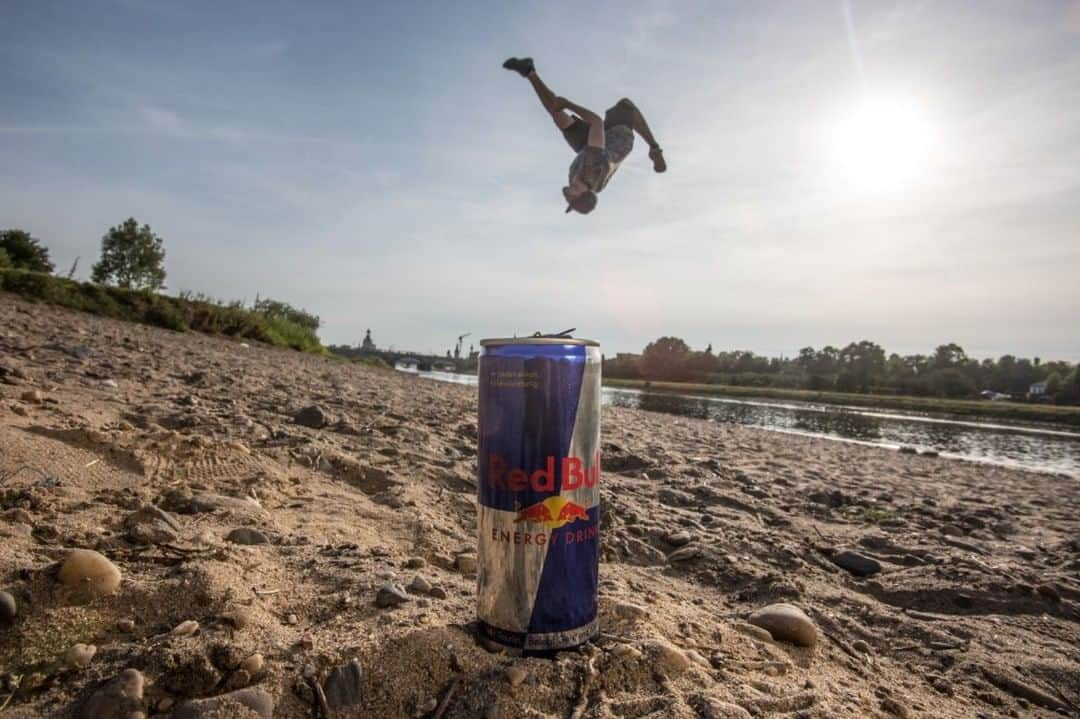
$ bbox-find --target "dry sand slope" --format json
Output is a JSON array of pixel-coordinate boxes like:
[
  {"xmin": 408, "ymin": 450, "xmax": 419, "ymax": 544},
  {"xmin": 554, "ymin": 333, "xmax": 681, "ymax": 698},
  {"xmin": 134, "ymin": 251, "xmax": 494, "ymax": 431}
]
[{"xmin": 0, "ymin": 293, "xmax": 1078, "ymax": 719}]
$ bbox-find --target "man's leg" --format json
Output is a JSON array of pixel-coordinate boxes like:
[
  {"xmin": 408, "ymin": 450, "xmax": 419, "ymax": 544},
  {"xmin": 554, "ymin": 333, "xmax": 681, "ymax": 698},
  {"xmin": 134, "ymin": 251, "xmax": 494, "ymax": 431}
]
[
  {"xmin": 503, "ymin": 57, "xmax": 575, "ymax": 130},
  {"xmin": 606, "ymin": 98, "xmax": 666, "ymax": 172}
]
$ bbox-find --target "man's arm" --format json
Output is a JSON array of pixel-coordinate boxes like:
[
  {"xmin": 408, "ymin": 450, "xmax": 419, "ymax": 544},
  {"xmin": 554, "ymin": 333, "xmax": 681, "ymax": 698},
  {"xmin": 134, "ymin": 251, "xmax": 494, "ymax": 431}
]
[{"xmin": 554, "ymin": 96, "xmax": 605, "ymax": 148}]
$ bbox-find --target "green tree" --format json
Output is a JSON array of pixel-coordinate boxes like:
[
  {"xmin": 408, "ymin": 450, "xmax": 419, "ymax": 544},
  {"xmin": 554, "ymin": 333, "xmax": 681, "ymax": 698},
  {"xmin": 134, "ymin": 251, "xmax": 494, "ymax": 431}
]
[
  {"xmin": 0, "ymin": 248, "xmax": 11, "ymax": 269},
  {"xmin": 641, "ymin": 336, "xmax": 691, "ymax": 381},
  {"xmin": 1045, "ymin": 371, "xmax": 1063, "ymax": 396},
  {"xmin": 252, "ymin": 297, "xmax": 320, "ymax": 331},
  {"xmin": 91, "ymin": 218, "xmax": 167, "ymax": 290},
  {"xmin": 0, "ymin": 229, "xmax": 54, "ymax": 272}
]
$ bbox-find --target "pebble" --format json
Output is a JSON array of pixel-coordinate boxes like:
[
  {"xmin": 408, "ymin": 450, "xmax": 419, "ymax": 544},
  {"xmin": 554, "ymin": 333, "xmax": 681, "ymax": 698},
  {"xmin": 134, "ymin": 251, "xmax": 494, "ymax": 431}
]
[
  {"xmin": 831, "ymin": 549, "xmax": 882, "ymax": 577},
  {"xmin": 409, "ymin": 575, "xmax": 432, "ymax": 594},
  {"xmin": 224, "ymin": 668, "xmax": 251, "ymax": 690},
  {"xmin": 375, "ymin": 582, "xmax": 410, "ymax": 608},
  {"xmin": 173, "ymin": 687, "xmax": 274, "ymax": 719},
  {"xmin": 221, "ymin": 608, "xmax": 251, "ymax": 629},
  {"xmin": 102, "ymin": 379, "xmax": 119, "ymax": 389},
  {"xmin": 429, "ymin": 586, "xmax": 448, "ymax": 600},
  {"xmin": 172, "ymin": 620, "xmax": 200, "ymax": 636},
  {"xmin": 20, "ymin": 389, "xmax": 43, "ymax": 404},
  {"xmin": 851, "ymin": 639, "xmax": 871, "ymax": 654},
  {"xmin": 241, "ymin": 653, "xmax": 264, "ymax": 675},
  {"xmin": 0, "ymin": 590, "xmax": 15, "ymax": 624},
  {"xmin": 416, "ymin": 697, "xmax": 438, "ymax": 715},
  {"xmin": 693, "ymin": 696, "xmax": 753, "ymax": 719},
  {"xmin": 294, "ymin": 405, "xmax": 330, "ymax": 429},
  {"xmin": 123, "ymin": 505, "xmax": 181, "ymax": 545},
  {"xmin": 323, "ymin": 658, "xmax": 364, "ymax": 710},
  {"xmin": 506, "ymin": 665, "xmax": 526, "ymax": 686},
  {"xmin": 667, "ymin": 545, "xmax": 702, "ymax": 563},
  {"xmin": 77, "ymin": 668, "xmax": 144, "ymax": 719},
  {"xmin": 115, "ymin": 618, "xmax": 135, "ymax": 632},
  {"xmin": 666, "ymin": 530, "xmax": 693, "ymax": 546},
  {"xmin": 59, "ymin": 549, "xmax": 122, "ymax": 600},
  {"xmin": 158, "ymin": 697, "xmax": 175, "ymax": 711},
  {"xmin": 455, "ymin": 553, "xmax": 478, "ymax": 574},
  {"xmin": 880, "ymin": 696, "xmax": 911, "ymax": 718},
  {"xmin": 747, "ymin": 603, "xmax": 818, "ymax": 648},
  {"xmin": 405, "ymin": 556, "xmax": 426, "ymax": 569},
  {"xmin": 226, "ymin": 527, "xmax": 270, "ymax": 545},
  {"xmin": 66, "ymin": 643, "xmax": 97, "ymax": 668},
  {"xmin": 612, "ymin": 601, "xmax": 648, "ymax": 622},
  {"xmin": 611, "ymin": 643, "xmax": 643, "ymax": 660},
  {"xmin": 646, "ymin": 639, "xmax": 692, "ymax": 674}
]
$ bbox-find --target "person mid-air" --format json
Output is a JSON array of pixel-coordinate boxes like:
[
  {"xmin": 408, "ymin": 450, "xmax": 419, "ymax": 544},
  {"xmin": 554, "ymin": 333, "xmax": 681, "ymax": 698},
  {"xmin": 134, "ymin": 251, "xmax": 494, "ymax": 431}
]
[{"xmin": 502, "ymin": 57, "xmax": 667, "ymax": 215}]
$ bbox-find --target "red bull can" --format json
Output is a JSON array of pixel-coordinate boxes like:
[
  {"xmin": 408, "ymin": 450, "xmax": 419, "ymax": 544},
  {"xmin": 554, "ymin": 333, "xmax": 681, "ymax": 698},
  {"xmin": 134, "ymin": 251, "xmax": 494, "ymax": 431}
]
[{"xmin": 476, "ymin": 334, "xmax": 601, "ymax": 653}]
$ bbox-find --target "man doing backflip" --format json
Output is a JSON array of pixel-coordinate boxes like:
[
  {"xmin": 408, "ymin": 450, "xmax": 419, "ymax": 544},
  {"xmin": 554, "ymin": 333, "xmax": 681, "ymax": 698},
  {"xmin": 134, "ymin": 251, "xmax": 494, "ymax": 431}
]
[{"xmin": 503, "ymin": 57, "xmax": 667, "ymax": 215}]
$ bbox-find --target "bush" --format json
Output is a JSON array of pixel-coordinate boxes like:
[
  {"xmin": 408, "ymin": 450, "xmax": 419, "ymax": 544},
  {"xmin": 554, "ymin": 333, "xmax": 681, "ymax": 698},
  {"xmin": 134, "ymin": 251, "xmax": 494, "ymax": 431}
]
[{"xmin": 0, "ymin": 230, "xmax": 54, "ymax": 273}]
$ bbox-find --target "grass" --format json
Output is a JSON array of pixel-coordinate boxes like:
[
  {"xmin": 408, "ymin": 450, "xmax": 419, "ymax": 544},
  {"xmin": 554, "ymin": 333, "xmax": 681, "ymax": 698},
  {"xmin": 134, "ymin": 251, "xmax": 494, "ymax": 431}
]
[
  {"xmin": 603, "ymin": 377, "xmax": 1080, "ymax": 427},
  {"xmin": 0, "ymin": 268, "xmax": 324, "ymax": 353}
]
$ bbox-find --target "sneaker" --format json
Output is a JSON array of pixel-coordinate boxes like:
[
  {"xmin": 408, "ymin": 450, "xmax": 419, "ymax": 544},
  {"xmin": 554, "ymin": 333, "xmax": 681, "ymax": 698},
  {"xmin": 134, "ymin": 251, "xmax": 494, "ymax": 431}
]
[
  {"xmin": 649, "ymin": 146, "xmax": 667, "ymax": 173},
  {"xmin": 502, "ymin": 57, "xmax": 535, "ymax": 78}
]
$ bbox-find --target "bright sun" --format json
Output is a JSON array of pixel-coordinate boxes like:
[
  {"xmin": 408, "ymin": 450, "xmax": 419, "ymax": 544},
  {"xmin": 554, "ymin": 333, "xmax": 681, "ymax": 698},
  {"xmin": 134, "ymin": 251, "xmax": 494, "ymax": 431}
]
[{"xmin": 824, "ymin": 94, "xmax": 938, "ymax": 194}]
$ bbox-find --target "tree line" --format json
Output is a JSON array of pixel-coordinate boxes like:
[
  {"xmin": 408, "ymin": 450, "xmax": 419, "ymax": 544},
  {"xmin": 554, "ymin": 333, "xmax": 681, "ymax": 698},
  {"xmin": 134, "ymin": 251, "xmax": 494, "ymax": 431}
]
[{"xmin": 604, "ymin": 337, "xmax": 1080, "ymax": 404}]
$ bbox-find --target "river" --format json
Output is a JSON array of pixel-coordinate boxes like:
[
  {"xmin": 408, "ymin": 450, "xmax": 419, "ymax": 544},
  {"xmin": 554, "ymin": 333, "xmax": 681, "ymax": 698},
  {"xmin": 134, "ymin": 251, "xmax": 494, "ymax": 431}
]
[{"xmin": 397, "ymin": 366, "xmax": 1080, "ymax": 477}]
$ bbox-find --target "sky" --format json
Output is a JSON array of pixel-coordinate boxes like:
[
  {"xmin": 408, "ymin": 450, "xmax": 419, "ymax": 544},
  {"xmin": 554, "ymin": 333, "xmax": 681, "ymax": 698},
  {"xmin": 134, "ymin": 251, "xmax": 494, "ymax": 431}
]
[{"xmin": 2, "ymin": 1, "xmax": 1079, "ymax": 360}]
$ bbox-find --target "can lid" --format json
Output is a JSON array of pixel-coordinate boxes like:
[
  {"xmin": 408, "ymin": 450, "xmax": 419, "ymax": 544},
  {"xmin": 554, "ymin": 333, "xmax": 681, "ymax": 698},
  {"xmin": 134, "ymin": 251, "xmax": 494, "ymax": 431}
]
[{"xmin": 480, "ymin": 336, "xmax": 599, "ymax": 347}]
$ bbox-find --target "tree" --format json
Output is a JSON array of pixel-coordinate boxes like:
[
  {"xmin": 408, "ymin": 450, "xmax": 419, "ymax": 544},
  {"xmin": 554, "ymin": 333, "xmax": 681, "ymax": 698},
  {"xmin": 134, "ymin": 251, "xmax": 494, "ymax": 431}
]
[
  {"xmin": 0, "ymin": 248, "xmax": 11, "ymax": 269},
  {"xmin": 0, "ymin": 229, "xmax": 54, "ymax": 272},
  {"xmin": 1044, "ymin": 371, "xmax": 1062, "ymax": 396},
  {"xmin": 641, "ymin": 336, "xmax": 691, "ymax": 381},
  {"xmin": 91, "ymin": 218, "xmax": 167, "ymax": 290}
]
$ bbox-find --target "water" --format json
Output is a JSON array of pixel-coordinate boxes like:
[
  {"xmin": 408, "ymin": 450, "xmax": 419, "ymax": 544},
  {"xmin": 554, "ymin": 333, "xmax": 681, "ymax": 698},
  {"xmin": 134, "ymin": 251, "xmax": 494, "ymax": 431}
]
[{"xmin": 399, "ymin": 366, "xmax": 1080, "ymax": 477}]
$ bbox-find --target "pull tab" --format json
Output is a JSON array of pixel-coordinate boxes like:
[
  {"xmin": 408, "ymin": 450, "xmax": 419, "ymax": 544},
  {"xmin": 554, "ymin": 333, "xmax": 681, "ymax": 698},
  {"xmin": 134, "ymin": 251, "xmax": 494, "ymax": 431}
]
[{"xmin": 531, "ymin": 328, "xmax": 577, "ymax": 339}]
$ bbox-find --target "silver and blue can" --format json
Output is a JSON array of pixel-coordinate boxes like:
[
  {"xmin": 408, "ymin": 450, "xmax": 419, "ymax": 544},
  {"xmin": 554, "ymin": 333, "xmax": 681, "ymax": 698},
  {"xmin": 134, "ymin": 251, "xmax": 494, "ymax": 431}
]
[{"xmin": 476, "ymin": 335, "xmax": 602, "ymax": 653}]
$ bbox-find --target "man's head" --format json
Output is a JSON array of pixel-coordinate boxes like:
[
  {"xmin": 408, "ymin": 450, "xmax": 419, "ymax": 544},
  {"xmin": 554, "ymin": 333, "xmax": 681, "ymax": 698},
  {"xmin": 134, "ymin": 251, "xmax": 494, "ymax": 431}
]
[{"xmin": 563, "ymin": 185, "xmax": 598, "ymax": 215}]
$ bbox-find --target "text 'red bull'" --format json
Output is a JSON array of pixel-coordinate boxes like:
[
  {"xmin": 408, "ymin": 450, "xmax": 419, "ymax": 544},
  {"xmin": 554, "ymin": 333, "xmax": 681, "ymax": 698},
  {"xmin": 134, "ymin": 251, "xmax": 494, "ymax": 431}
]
[{"xmin": 486, "ymin": 451, "xmax": 601, "ymax": 492}]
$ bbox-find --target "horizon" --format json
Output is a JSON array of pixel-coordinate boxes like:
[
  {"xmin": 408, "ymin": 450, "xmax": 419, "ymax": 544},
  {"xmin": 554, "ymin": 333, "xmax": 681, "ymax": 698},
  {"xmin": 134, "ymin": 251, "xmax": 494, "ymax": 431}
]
[{"xmin": 2, "ymin": 2, "xmax": 1079, "ymax": 361}]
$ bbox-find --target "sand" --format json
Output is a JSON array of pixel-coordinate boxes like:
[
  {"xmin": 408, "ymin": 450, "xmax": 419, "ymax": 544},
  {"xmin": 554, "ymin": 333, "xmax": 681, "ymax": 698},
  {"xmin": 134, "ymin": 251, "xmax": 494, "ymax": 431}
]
[{"xmin": 0, "ymin": 293, "xmax": 1077, "ymax": 718}]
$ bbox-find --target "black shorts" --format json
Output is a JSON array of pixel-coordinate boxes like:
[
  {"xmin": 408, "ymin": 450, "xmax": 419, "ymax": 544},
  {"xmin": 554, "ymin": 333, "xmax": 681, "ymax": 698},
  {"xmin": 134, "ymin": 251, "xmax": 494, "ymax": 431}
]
[{"xmin": 561, "ymin": 98, "xmax": 636, "ymax": 153}]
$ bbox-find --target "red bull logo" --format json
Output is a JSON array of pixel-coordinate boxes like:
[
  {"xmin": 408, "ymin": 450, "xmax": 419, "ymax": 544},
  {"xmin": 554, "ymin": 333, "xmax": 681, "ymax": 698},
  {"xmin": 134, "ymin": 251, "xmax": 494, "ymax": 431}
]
[
  {"xmin": 513, "ymin": 495, "xmax": 590, "ymax": 529},
  {"xmin": 491, "ymin": 494, "xmax": 598, "ymax": 547},
  {"xmin": 486, "ymin": 451, "xmax": 600, "ymax": 492}
]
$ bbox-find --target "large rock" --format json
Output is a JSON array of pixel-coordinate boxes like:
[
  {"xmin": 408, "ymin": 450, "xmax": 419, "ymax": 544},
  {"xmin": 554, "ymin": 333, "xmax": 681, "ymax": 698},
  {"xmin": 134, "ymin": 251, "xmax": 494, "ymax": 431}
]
[
  {"xmin": 747, "ymin": 603, "xmax": 818, "ymax": 648},
  {"xmin": 77, "ymin": 668, "xmax": 145, "ymax": 719},
  {"xmin": 375, "ymin": 582, "xmax": 410, "ymax": 608},
  {"xmin": 831, "ymin": 549, "xmax": 882, "ymax": 577},
  {"xmin": 0, "ymin": 590, "xmax": 15, "ymax": 625},
  {"xmin": 323, "ymin": 658, "xmax": 364, "ymax": 710},
  {"xmin": 227, "ymin": 527, "xmax": 270, "ymax": 545},
  {"xmin": 294, "ymin": 405, "xmax": 330, "ymax": 429},
  {"xmin": 59, "ymin": 549, "xmax": 122, "ymax": 600},
  {"xmin": 123, "ymin": 505, "xmax": 181, "ymax": 545},
  {"xmin": 173, "ymin": 688, "xmax": 274, "ymax": 719}
]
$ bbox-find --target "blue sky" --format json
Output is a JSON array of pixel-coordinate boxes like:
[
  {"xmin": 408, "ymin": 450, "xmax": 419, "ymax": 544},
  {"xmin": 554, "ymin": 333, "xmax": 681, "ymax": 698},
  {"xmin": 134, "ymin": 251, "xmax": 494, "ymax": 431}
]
[{"xmin": 2, "ymin": 1, "xmax": 1078, "ymax": 359}]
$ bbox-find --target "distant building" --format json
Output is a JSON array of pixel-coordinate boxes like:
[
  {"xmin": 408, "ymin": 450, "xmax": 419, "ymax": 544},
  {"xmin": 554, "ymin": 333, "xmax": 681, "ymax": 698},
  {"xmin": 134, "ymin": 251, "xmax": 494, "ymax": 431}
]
[
  {"xmin": 1029, "ymin": 381, "xmax": 1048, "ymax": 396},
  {"xmin": 360, "ymin": 329, "xmax": 376, "ymax": 353}
]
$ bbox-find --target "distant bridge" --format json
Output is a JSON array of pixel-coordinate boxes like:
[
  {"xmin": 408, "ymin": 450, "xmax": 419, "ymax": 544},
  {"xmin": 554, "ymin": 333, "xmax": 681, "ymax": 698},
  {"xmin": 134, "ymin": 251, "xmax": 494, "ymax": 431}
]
[{"xmin": 330, "ymin": 346, "xmax": 467, "ymax": 372}]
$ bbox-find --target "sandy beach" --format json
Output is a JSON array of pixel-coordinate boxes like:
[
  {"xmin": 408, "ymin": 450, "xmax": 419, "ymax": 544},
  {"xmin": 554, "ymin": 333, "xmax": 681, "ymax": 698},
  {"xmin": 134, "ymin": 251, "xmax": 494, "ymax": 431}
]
[{"xmin": 1, "ymin": 294, "xmax": 1077, "ymax": 718}]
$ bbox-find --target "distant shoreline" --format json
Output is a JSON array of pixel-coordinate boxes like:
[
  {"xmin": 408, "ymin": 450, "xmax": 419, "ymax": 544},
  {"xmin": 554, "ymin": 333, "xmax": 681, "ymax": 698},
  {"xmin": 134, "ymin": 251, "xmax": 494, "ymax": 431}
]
[{"xmin": 603, "ymin": 378, "xmax": 1080, "ymax": 428}]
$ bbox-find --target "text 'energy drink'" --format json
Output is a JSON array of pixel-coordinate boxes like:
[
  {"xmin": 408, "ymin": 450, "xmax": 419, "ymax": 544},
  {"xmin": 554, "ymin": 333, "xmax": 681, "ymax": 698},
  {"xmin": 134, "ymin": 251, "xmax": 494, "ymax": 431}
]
[{"xmin": 476, "ymin": 335, "xmax": 601, "ymax": 653}]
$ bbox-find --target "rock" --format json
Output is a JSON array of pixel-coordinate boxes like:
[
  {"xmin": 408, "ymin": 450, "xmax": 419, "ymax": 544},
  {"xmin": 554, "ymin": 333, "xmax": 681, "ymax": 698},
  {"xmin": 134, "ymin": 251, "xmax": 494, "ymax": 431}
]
[
  {"xmin": 173, "ymin": 688, "xmax": 274, "ymax": 719},
  {"xmin": 748, "ymin": 603, "xmax": 818, "ymax": 648},
  {"xmin": 20, "ymin": 389, "xmax": 43, "ymax": 404},
  {"xmin": 612, "ymin": 601, "xmax": 648, "ymax": 622},
  {"xmin": 658, "ymin": 488, "xmax": 695, "ymax": 507},
  {"xmin": 115, "ymin": 618, "xmax": 135, "ymax": 633},
  {"xmin": 172, "ymin": 620, "xmax": 199, "ymax": 636},
  {"xmin": 294, "ymin": 405, "xmax": 330, "ymax": 429},
  {"xmin": 831, "ymin": 549, "xmax": 882, "ymax": 577},
  {"xmin": 101, "ymin": 379, "xmax": 119, "ymax": 389},
  {"xmin": 645, "ymin": 640, "xmax": 692, "ymax": 674},
  {"xmin": 78, "ymin": 668, "xmax": 145, "ymax": 719},
  {"xmin": 123, "ymin": 505, "xmax": 181, "ymax": 545},
  {"xmin": 417, "ymin": 697, "xmax": 438, "ymax": 715},
  {"xmin": 429, "ymin": 586, "xmax": 448, "ymax": 600},
  {"xmin": 59, "ymin": 549, "xmax": 122, "ymax": 600},
  {"xmin": 691, "ymin": 695, "xmax": 753, "ymax": 719},
  {"xmin": 409, "ymin": 575, "xmax": 432, "ymax": 594},
  {"xmin": 665, "ymin": 530, "xmax": 693, "ymax": 546},
  {"xmin": 323, "ymin": 658, "xmax": 364, "ymax": 710},
  {"xmin": 898, "ymin": 445, "xmax": 918, "ymax": 454},
  {"xmin": 611, "ymin": 643, "xmax": 643, "ymax": 660},
  {"xmin": 224, "ymin": 669, "xmax": 251, "ymax": 690},
  {"xmin": 667, "ymin": 545, "xmax": 702, "ymax": 563},
  {"xmin": 221, "ymin": 607, "xmax": 251, "ymax": 629},
  {"xmin": 404, "ymin": 556, "xmax": 426, "ymax": 569},
  {"xmin": 67, "ymin": 643, "xmax": 97, "ymax": 668},
  {"xmin": 0, "ymin": 590, "xmax": 16, "ymax": 624},
  {"xmin": 375, "ymin": 582, "xmax": 410, "ymax": 608},
  {"xmin": 880, "ymin": 696, "xmax": 911, "ymax": 717},
  {"xmin": 240, "ymin": 653, "xmax": 264, "ymax": 675},
  {"xmin": 455, "ymin": 553, "xmax": 478, "ymax": 574},
  {"xmin": 226, "ymin": 527, "xmax": 270, "ymax": 545},
  {"xmin": 506, "ymin": 665, "xmax": 526, "ymax": 686},
  {"xmin": 734, "ymin": 622, "xmax": 775, "ymax": 643}
]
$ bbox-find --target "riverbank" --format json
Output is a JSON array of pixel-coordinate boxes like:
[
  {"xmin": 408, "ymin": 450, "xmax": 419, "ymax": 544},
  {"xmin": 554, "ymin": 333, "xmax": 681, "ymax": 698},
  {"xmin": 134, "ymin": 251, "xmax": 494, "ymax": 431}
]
[
  {"xmin": 2, "ymin": 294, "xmax": 1078, "ymax": 718},
  {"xmin": 605, "ymin": 377, "xmax": 1080, "ymax": 428}
]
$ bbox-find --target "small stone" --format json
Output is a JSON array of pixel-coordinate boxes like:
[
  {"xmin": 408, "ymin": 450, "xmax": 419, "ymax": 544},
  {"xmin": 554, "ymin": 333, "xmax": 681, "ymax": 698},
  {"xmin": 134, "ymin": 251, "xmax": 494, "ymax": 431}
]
[
  {"xmin": 506, "ymin": 665, "xmax": 526, "ymax": 686},
  {"xmin": 454, "ymin": 553, "xmax": 478, "ymax": 574},
  {"xmin": 417, "ymin": 697, "xmax": 438, "ymax": 715},
  {"xmin": 20, "ymin": 389, "xmax": 43, "ymax": 404},
  {"xmin": 611, "ymin": 643, "xmax": 643, "ymax": 660},
  {"xmin": 429, "ymin": 586, "xmax": 448, "ymax": 600},
  {"xmin": 115, "ymin": 618, "xmax": 135, "ymax": 632},
  {"xmin": 59, "ymin": 549, "xmax": 122, "ymax": 600},
  {"xmin": 67, "ymin": 643, "xmax": 97, "ymax": 668},
  {"xmin": 666, "ymin": 530, "xmax": 692, "ymax": 546},
  {"xmin": 612, "ymin": 601, "xmax": 648, "ymax": 622},
  {"xmin": 851, "ymin": 639, "xmax": 871, "ymax": 654},
  {"xmin": 224, "ymin": 669, "xmax": 251, "ymax": 690},
  {"xmin": 645, "ymin": 640, "xmax": 692, "ymax": 674},
  {"xmin": 667, "ymin": 545, "xmax": 702, "ymax": 563},
  {"xmin": 102, "ymin": 379, "xmax": 119, "ymax": 389},
  {"xmin": 173, "ymin": 687, "xmax": 274, "ymax": 719},
  {"xmin": 375, "ymin": 582, "xmax": 410, "ymax": 608},
  {"xmin": 880, "ymin": 696, "xmax": 911, "ymax": 718},
  {"xmin": 294, "ymin": 405, "xmax": 330, "ymax": 429},
  {"xmin": 734, "ymin": 622, "xmax": 774, "ymax": 643},
  {"xmin": 409, "ymin": 575, "xmax": 432, "ymax": 594},
  {"xmin": 692, "ymin": 696, "xmax": 753, "ymax": 719},
  {"xmin": 298, "ymin": 635, "xmax": 315, "ymax": 650},
  {"xmin": 77, "ymin": 668, "xmax": 145, "ymax": 719},
  {"xmin": 898, "ymin": 445, "xmax": 918, "ymax": 454},
  {"xmin": 323, "ymin": 658, "xmax": 363, "ymax": 710},
  {"xmin": 748, "ymin": 603, "xmax": 818, "ymax": 648},
  {"xmin": 226, "ymin": 527, "xmax": 270, "ymax": 545},
  {"xmin": 284, "ymin": 613, "xmax": 299, "ymax": 625},
  {"xmin": 831, "ymin": 549, "xmax": 882, "ymax": 577},
  {"xmin": 124, "ymin": 505, "xmax": 181, "ymax": 545},
  {"xmin": 1036, "ymin": 583, "xmax": 1061, "ymax": 602},
  {"xmin": 221, "ymin": 608, "xmax": 251, "ymax": 629},
  {"xmin": 158, "ymin": 697, "xmax": 175, "ymax": 711},
  {"xmin": 0, "ymin": 590, "xmax": 16, "ymax": 624},
  {"xmin": 172, "ymin": 620, "xmax": 199, "ymax": 636},
  {"xmin": 241, "ymin": 653, "xmax": 264, "ymax": 675},
  {"xmin": 404, "ymin": 556, "xmax": 426, "ymax": 569}
]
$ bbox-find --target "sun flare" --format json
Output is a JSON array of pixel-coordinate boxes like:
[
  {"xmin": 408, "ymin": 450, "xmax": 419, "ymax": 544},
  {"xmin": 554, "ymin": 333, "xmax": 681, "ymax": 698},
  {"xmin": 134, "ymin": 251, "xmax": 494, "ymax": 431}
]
[{"xmin": 824, "ymin": 94, "xmax": 938, "ymax": 193}]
